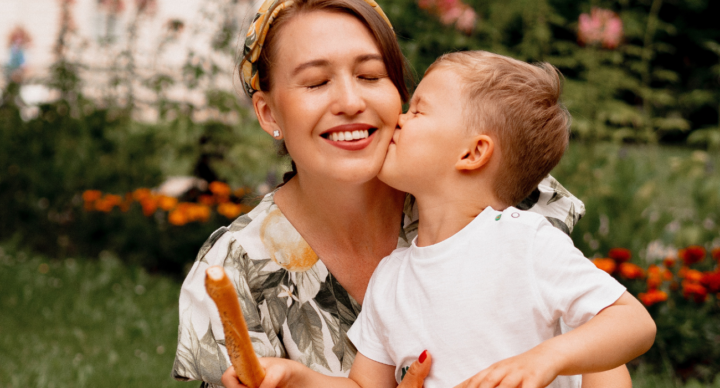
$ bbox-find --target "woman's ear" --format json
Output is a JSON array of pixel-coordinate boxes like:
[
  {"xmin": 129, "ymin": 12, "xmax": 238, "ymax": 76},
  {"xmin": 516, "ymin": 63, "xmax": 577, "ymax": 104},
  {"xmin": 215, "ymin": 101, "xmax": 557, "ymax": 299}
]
[
  {"xmin": 253, "ymin": 92, "xmax": 283, "ymax": 139},
  {"xmin": 455, "ymin": 134, "xmax": 494, "ymax": 172}
]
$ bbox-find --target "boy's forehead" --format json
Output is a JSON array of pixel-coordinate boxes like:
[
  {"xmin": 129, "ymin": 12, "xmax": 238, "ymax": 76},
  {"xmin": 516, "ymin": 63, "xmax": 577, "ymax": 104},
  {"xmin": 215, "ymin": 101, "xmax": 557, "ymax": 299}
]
[{"xmin": 413, "ymin": 68, "xmax": 460, "ymax": 104}]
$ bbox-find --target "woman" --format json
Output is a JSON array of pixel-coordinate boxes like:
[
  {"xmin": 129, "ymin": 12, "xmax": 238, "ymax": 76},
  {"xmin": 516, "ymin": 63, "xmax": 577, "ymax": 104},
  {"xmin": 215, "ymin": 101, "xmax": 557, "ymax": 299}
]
[{"xmin": 172, "ymin": 1, "xmax": 631, "ymax": 387}]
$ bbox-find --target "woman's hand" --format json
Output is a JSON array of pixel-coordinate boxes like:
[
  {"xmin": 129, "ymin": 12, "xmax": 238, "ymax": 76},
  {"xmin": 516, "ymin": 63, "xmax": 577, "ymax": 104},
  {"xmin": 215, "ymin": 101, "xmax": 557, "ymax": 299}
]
[
  {"xmin": 222, "ymin": 352, "xmax": 433, "ymax": 388},
  {"xmin": 397, "ymin": 350, "xmax": 433, "ymax": 388},
  {"xmin": 221, "ymin": 358, "xmax": 301, "ymax": 388}
]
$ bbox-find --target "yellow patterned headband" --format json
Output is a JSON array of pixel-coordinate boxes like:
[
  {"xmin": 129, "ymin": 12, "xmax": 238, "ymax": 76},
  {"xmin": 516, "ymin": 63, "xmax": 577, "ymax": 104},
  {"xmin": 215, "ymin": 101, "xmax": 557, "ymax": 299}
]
[{"xmin": 240, "ymin": 0, "xmax": 393, "ymax": 97}]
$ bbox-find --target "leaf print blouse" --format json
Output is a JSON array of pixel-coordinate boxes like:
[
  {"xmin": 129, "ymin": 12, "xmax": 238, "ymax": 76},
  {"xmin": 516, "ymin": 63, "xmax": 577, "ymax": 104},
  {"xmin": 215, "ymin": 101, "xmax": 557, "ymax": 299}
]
[{"xmin": 172, "ymin": 175, "xmax": 585, "ymax": 387}]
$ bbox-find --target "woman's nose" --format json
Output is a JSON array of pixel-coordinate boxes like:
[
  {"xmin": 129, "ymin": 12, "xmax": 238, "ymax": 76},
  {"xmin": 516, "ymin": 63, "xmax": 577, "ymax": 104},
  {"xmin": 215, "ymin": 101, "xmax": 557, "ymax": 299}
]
[{"xmin": 330, "ymin": 77, "xmax": 366, "ymax": 116}]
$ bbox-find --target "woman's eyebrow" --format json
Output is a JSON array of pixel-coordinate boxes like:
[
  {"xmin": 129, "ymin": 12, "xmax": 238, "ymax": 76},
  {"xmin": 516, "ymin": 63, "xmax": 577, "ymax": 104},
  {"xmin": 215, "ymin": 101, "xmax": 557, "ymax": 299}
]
[
  {"xmin": 355, "ymin": 54, "xmax": 383, "ymax": 64},
  {"xmin": 292, "ymin": 59, "xmax": 330, "ymax": 76}
]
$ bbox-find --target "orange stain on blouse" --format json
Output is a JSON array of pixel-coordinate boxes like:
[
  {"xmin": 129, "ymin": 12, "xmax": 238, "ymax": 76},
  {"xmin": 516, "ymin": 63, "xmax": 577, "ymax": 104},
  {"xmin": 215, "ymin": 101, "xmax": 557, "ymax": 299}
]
[{"xmin": 260, "ymin": 208, "xmax": 319, "ymax": 272}]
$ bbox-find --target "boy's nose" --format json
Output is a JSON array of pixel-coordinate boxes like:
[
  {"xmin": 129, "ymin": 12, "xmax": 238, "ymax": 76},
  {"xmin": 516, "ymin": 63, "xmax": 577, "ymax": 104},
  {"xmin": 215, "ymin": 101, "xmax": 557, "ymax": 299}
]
[{"xmin": 397, "ymin": 112, "xmax": 408, "ymax": 128}]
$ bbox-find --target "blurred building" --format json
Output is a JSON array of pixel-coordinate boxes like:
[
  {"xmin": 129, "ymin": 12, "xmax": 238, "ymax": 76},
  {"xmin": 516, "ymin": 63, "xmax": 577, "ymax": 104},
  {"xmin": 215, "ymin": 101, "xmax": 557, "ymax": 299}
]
[{"xmin": 0, "ymin": 0, "xmax": 258, "ymax": 117}]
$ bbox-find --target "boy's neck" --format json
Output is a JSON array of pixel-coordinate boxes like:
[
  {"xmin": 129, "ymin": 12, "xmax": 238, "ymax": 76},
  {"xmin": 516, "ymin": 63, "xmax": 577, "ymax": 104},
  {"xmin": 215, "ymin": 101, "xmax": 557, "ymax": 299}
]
[{"xmin": 413, "ymin": 185, "xmax": 507, "ymax": 247}]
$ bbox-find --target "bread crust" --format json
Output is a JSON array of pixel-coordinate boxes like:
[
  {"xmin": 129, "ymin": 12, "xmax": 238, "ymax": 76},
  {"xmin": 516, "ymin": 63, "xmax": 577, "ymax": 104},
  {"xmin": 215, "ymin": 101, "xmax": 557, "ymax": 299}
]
[{"xmin": 205, "ymin": 266, "xmax": 265, "ymax": 388}]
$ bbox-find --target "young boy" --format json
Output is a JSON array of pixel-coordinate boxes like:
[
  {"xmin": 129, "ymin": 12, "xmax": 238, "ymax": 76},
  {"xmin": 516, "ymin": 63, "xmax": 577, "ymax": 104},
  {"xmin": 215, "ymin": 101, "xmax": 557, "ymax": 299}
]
[{"xmin": 225, "ymin": 51, "xmax": 656, "ymax": 388}]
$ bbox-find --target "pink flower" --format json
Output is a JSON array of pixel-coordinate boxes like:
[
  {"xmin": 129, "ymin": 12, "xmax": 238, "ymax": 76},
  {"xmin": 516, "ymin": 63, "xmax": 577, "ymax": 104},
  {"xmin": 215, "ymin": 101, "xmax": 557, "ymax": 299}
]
[
  {"xmin": 455, "ymin": 8, "xmax": 477, "ymax": 35},
  {"xmin": 417, "ymin": 0, "xmax": 477, "ymax": 34},
  {"xmin": 578, "ymin": 8, "xmax": 623, "ymax": 49}
]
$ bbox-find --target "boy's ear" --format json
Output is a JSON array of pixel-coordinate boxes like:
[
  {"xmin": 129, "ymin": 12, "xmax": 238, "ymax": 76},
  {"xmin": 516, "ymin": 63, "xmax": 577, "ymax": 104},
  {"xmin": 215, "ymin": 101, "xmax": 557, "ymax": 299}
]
[
  {"xmin": 455, "ymin": 134, "xmax": 494, "ymax": 172},
  {"xmin": 253, "ymin": 91, "xmax": 283, "ymax": 139}
]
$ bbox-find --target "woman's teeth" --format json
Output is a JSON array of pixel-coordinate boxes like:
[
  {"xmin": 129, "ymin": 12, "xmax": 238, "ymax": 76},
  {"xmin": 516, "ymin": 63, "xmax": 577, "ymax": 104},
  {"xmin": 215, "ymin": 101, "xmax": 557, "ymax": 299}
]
[{"xmin": 329, "ymin": 130, "xmax": 369, "ymax": 142}]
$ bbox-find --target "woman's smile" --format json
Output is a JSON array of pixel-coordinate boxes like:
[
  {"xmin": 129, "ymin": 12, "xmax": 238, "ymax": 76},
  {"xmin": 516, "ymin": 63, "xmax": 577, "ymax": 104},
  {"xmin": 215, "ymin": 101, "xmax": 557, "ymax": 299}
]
[{"xmin": 321, "ymin": 123, "xmax": 378, "ymax": 150}]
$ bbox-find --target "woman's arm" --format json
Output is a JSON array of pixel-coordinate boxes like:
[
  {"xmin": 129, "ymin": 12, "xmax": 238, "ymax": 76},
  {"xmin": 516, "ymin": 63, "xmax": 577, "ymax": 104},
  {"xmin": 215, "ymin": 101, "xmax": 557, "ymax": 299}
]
[{"xmin": 221, "ymin": 352, "xmax": 433, "ymax": 388}]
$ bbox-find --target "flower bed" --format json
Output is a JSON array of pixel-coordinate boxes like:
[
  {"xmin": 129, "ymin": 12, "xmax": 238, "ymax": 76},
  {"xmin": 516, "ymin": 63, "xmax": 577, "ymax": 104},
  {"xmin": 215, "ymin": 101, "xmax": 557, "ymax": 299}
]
[{"xmin": 593, "ymin": 246, "xmax": 720, "ymax": 380}]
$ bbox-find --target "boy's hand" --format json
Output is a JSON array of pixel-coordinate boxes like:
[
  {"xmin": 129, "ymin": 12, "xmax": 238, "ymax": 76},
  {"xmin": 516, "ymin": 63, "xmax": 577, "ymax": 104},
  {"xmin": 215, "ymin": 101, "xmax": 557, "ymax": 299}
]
[
  {"xmin": 453, "ymin": 349, "xmax": 559, "ymax": 388},
  {"xmin": 221, "ymin": 358, "xmax": 302, "ymax": 388}
]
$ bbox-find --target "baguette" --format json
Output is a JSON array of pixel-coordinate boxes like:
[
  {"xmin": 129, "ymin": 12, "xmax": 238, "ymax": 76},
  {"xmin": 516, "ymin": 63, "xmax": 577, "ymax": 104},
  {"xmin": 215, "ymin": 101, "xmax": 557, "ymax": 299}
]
[{"xmin": 205, "ymin": 266, "xmax": 265, "ymax": 388}]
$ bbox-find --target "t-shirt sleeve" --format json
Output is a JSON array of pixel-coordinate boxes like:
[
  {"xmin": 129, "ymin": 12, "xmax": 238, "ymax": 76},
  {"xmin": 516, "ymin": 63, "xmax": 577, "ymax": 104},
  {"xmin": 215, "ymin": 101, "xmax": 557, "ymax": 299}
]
[
  {"xmin": 346, "ymin": 269, "xmax": 395, "ymax": 366},
  {"xmin": 530, "ymin": 221, "xmax": 626, "ymax": 329}
]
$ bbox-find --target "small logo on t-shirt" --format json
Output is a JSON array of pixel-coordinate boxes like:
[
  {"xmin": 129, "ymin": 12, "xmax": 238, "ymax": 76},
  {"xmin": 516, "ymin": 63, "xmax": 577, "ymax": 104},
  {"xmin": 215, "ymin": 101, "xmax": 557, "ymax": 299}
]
[
  {"xmin": 495, "ymin": 214, "xmax": 502, "ymax": 221},
  {"xmin": 400, "ymin": 365, "xmax": 410, "ymax": 381}
]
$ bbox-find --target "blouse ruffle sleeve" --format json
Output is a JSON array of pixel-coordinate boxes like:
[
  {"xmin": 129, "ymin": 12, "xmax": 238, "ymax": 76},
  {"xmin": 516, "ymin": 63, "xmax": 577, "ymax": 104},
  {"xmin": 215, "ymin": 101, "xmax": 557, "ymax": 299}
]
[
  {"xmin": 172, "ymin": 212, "xmax": 287, "ymax": 386},
  {"xmin": 516, "ymin": 175, "xmax": 585, "ymax": 235}
]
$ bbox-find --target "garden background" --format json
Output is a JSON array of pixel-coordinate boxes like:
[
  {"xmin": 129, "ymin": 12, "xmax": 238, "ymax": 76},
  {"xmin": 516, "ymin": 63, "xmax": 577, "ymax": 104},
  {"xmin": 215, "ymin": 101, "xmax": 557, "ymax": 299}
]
[{"xmin": 1, "ymin": 0, "xmax": 720, "ymax": 386}]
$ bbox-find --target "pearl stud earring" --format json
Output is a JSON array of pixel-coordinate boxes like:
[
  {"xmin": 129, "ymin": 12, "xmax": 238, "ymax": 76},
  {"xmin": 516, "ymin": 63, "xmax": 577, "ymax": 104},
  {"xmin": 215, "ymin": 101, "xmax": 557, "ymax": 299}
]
[{"xmin": 273, "ymin": 130, "xmax": 280, "ymax": 138}]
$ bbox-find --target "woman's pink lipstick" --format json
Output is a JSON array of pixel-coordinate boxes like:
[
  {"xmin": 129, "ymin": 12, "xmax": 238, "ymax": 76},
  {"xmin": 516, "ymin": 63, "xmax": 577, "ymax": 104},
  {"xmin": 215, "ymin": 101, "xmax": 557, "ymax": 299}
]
[{"xmin": 321, "ymin": 123, "xmax": 377, "ymax": 151}]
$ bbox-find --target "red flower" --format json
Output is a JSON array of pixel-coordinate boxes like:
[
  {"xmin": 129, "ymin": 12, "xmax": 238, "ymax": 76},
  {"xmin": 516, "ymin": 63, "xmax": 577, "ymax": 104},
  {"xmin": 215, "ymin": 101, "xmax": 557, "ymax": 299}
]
[
  {"xmin": 663, "ymin": 257, "xmax": 676, "ymax": 268},
  {"xmin": 608, "ymin": 248, "xmax": 632, "ymax": 263},
  {"xmin": 679, "ymin": 246, "xmax": 706, "ymax": 266},
  {"xmin": 592, "ymin": 258, "xmax": 616, "ymax": 274},
  {"xmin": 712, "ymin": 247, "xmax": 720, "ymax": 262},
  {"xmin": 682, "ymin": 281, "xmax": 708, "ymax": 303},
  {"xmin": 638, "ymin": 289, "xmax": 668, "ymax": 307},
  {"xmin": 700, "ymin": 271, "xmax": 720, "ymax": 293},
  {"xmin": 618, "ymin": 263, "xmax": 645, "ymax": 279}
]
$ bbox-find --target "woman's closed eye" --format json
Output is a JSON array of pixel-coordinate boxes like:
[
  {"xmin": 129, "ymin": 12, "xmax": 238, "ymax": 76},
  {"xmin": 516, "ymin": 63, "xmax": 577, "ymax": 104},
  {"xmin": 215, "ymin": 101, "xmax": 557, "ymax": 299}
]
[
  {"xmin": 358, "ymin": 73, "xmax": 386, "ymax": 82},
  {"xmin": 307, "ymin": 79, "xmax": 329, "ymax": 89}
]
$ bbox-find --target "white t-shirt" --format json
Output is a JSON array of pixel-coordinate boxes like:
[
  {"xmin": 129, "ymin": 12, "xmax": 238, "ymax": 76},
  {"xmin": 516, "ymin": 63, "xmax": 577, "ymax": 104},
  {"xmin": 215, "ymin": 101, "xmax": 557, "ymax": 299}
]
[{"xmin": 347, "ymin": 206, "xmax": 626, "ymax": 388}]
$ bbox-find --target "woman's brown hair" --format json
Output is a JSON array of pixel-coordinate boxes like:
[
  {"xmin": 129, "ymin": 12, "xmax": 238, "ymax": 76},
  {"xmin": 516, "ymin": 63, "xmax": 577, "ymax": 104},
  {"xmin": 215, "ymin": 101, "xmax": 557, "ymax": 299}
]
[{"xmin": 239, "ymin": 0, "xmax": 412, "ymax": 183}]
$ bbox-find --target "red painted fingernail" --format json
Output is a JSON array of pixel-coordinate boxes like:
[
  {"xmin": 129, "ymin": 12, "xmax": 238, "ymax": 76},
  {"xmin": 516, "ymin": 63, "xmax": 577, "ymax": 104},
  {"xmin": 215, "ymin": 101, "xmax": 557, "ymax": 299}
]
[{"xmin": 419, "ymin": 350, "xmax": 428, "ymax": 363}]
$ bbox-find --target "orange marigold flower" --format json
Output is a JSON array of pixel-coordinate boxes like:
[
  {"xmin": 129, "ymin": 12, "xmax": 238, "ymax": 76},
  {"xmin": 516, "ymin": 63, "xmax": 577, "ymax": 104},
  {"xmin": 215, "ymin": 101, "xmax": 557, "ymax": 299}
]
[
  {"xmin": 663, "ymin": 257, "xmax": 676, "ymax": 268},
  {"xmin": 679, "ymin": 245, "xmax": 706, "ymax": 266},
  {"xmin": 209, "ymin": 181, "xmax": 231, "ymax": 197},
  {"xmin": 618, "ymin": 262, "xmax": 645, "ymax": 279},
  {"xmin": 192, "ymin": 204, "xmax": 211, "ymax": 222},
  {"xmin": 168, "ymin": 209, "xmax": 188, "ymax": 226},
  {"xmin": 218, "ymin": 202, "xmax": 243, "ymax": 219},
  {"xmin": 608, "ymin": 248, "xmax": 632, "ymax": 263},
  {"xmin": 140, "ymin": 197, "xmax": 158, "ymax": 217},
  {"xmin": 700, "ymin": 271, "xmax": 720, "ymax": 293},
  {"xmin": 198, "ymin": 194, "xmax": 215, "ymax": 206},
  {"xmin": 105, "ymin": 194, "xmax": 122, "ymax": 206},
  {"xmin": 132, "ymin": 188, "xmax": 152, "ymax": 202},
  {"xmin": 680, "ymin": 268, "xmax": 703, "ymax": 283},
  {"xmin": 712, "ymin": 247, "xmax": 720, "ymax": 262},
  {"xmin": 82, "ymin": 190, "xmax": 102, "ymax": 202},
  {"xmin": 638, "ymin": 289, "xmax": 668, "ymax": 307},
  {"xmin": 157, "ymin": 195, "xmax": 178, "ymax": 211},
  {"xmin": 592, "ymin": 258, "xmax": 616, "ymax": 274},
  {"xmin": 682, "ymin": 281, "xmax": 708, "ymax": 303}
]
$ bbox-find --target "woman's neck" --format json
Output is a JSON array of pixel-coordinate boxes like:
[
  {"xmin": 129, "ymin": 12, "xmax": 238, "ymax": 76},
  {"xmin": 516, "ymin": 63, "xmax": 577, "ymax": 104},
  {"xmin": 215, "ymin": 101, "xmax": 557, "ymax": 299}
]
[{"xmin": 274, "ymin": 171, "xmax": 405, "ymax": 303}]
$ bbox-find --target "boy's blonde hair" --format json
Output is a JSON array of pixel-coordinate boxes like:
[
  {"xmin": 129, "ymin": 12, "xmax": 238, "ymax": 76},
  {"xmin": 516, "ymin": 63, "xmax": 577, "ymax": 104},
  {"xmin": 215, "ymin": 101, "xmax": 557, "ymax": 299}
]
[{"xmin": 426, "ymin": 51, "xmax": 570, "ymax": 206}]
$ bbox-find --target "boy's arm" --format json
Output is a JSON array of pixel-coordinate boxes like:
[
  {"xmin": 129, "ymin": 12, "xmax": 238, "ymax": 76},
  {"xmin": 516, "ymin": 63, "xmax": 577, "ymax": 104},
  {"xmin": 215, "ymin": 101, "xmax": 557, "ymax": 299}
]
[
  {"xmin": 220, "ymin": 352, "xmax": 404, "ymax": 388},
  {"xmin": 454, "ymin": 292, "xmax": 655, "ymax": 388},
  {"xmin": 542, "ymin": 291, "xmax": 655, "ymax": 375},
  {"xmin": 581, "ymin": 365, "xmax": 632, "ymax": 388}
]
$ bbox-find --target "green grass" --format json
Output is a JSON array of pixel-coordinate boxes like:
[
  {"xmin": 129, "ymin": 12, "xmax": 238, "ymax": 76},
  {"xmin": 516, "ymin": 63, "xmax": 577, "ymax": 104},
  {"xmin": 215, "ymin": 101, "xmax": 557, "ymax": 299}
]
[{"xmin": 0, "ymin": 244, "xmax": 190, "ymax": 388}]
